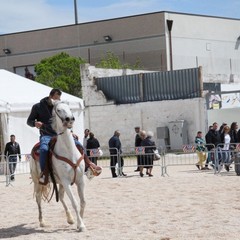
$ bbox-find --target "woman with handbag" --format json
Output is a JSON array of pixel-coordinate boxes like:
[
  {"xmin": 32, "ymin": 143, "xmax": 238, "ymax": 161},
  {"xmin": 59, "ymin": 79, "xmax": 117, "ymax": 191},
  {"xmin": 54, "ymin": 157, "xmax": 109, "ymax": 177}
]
[
  {"xmin": 86, "ymin": 132, "xmax": 101, "ymax": 165},
  {"xmin": 139, "ymin": 131, "xmax": 156, "ymax": 177}
]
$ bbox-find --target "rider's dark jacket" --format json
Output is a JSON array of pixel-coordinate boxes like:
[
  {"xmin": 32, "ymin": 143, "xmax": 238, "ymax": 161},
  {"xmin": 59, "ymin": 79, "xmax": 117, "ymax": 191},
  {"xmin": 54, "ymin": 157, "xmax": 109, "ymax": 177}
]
[{"xmin": 27, "ymin": 97, "xmax": 56, "ymax": 136}]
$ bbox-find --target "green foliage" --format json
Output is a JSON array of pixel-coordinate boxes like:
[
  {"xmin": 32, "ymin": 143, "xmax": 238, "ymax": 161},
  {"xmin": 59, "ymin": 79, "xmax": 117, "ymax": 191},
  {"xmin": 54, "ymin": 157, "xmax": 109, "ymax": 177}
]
[
  {"xmin": 34, "ymin": 52, "xmax": 86, "ymax": 97},
  {"xmin": 96, "ymin": 51, "xmax": 143, "ymax": 70}
]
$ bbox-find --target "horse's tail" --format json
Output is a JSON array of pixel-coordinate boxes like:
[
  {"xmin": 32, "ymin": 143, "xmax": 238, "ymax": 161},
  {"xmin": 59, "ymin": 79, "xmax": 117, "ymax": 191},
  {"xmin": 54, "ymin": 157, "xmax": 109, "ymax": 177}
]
[
  {"xmin": 29, "ymin": 157, "xmax": 51, "ymax": 201},
  {"xmin": 29, "ymin": 157, "xmax": 40, "ymax": 183}
]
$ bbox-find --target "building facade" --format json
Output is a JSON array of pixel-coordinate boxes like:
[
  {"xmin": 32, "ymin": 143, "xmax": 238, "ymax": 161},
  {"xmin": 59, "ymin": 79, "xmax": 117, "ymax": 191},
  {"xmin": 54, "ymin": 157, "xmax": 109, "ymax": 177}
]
[{"xmin": 0, "ymin": 11, "xmax": 239, "ymax": 80}]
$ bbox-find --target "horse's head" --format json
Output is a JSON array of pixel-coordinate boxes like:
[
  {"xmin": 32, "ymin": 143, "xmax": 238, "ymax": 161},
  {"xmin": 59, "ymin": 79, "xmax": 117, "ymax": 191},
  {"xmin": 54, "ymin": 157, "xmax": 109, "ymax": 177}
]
[{"xmin": 52, "ymin": 101, "xmax": 75, "ymax": 131}]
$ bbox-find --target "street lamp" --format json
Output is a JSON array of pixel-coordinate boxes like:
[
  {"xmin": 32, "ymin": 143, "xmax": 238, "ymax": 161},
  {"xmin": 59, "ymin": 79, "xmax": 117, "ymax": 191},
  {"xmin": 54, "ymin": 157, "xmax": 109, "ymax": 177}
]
[
  {"xmin": 167, "ymin": 20, "xmax": 173, "ymax": 71},
  {"xmin": 3, "ymin": 48, "xmax": 11, "ymax": 54}
]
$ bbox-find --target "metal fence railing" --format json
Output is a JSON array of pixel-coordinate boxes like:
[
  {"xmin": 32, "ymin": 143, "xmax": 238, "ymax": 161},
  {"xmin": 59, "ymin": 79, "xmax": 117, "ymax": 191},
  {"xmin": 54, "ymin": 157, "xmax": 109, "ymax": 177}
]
[{"xmin": 1, "ymin": 143, "xmax": 240, "ymax": 186}]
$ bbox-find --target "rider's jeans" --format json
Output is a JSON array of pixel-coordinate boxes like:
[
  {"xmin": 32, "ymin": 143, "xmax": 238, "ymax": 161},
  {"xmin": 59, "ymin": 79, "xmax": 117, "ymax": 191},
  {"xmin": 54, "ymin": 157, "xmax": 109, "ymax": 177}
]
[{"xmin": 39, "ymin": 135, "xmax": 52, "ymax": 172}]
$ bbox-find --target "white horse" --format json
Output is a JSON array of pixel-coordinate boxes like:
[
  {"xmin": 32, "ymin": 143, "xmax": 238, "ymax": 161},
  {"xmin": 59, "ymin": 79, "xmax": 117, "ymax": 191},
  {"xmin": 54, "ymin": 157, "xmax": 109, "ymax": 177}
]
[{"xmin": 30, "ymin": 101, "xmax": 86, "ymax": 231}]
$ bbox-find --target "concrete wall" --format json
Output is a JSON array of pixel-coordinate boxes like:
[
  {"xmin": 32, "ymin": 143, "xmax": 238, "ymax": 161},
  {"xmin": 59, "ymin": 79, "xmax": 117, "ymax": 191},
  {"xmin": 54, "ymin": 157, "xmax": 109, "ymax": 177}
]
[
  {"xmin": 81, "ymin": 64, "xmax": 206, "ymax": 150},
  {"xmin": 165, "ymin": 12, "xmax": 240, "ymax": 75}
]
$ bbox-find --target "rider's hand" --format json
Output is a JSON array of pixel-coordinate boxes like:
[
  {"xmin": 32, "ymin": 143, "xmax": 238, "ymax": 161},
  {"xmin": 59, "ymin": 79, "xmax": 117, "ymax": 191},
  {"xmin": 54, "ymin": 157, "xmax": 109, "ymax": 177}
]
[{"xmin": 35, "ymin": 121, "xmax": 43, "ymax": 129}]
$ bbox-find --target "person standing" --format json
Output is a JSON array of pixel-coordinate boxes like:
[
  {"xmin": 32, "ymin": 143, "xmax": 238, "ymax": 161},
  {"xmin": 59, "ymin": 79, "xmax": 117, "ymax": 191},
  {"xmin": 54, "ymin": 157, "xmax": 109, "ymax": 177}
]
[
  {"xmin": 139, "ymin": 130, "xmax": 156, "ymax": 177},
  {"xmin": 221, "ymin": 125, "xmax": 231, "ymax": 172},
  {"xmin": 195, "ymin": 131, "xmax": 207, "ymax": 170},
  {"xmin": 134, "ymin": 126, "xmax": 142, "ymax": 172},
  {"xmin": 205, "ymin": 122, "xmax": 221, "ymax": 170},
  {"xmin": 204, "ymin": 125, "xmax": 213, "ymax": 169},
  {"xmin": 83, "ymin": 129, "xmax": 90, "ymax": 151},
  {"xmin": 108, "ymin": 130, "xmax": 126, "ymax": 178},
  {"xmin": 229, "ymin": 122, "xmax": 238, "ymax": 144},
  {"xmin": 86, "ymin": 132, "xmax": 100, "ymax": 165},
  {"xmin": 4, "ymin": 134, "xmax": 21, "ymax": 181}
]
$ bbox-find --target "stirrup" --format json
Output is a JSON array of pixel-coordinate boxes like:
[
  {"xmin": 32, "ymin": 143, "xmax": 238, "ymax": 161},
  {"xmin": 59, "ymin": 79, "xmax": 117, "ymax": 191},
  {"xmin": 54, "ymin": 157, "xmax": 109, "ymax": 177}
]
[{"xmin": 39, "ymin": 172, "xmax": 48, "ymax": 185}]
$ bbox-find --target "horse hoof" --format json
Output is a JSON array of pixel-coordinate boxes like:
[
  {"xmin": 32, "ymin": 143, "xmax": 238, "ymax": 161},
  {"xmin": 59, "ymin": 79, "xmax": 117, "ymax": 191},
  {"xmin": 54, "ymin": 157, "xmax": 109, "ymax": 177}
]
[
  {"xmin": 78, "ymin": 226, "xmax": 86, "ymax": 232},
  {"xmin": 67, "ymin": 219, "xmax": 74, "ymax": 225},
  {"xmin": 40, "ymin": 221, "xmax": 47, "ymax": 227}
]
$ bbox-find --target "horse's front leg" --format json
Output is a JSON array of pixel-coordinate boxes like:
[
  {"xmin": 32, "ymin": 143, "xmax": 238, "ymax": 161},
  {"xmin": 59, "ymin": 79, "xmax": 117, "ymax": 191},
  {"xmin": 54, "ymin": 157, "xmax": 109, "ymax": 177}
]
[
  {"xmin": 59, "ymin": 184, "xmax": 74, "ymax": 225},
  {"xmin": 62, "ymin": 182, "xmax": 86, "ymax": 232},
  {"xmin": 76, "ymin": 176, "xmax": 86, "ymax": 218}
]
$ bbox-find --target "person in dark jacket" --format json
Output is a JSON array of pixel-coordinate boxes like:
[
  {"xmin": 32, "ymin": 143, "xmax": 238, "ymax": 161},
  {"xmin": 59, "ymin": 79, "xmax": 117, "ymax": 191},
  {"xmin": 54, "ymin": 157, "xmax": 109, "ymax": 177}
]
[
  {"xmin": 134, "ymin": 126, "xmax": 142, "ymax": 172},
  {"xmin": 205, "ymin": 122, "xmax": 221, "ymax": 169},
  {"xmin": 230, "ymin": 122, "xmax": 238, "ymax": 144},
  {"xmin": 86, "ymin": 132, "xmax": 100, "ymax": 165},
  {"xmin": 27, "ymin": 89, "xmax": 101, "ymax": 183},
  {"xmin": 4, "ymin": 134, "xmax": 21, "ymax": 181},
  {"xmin": 108, "ymin": 130, "xmax": 126, "ymax": 178},
  {"xmin": 27, "ymin": 89, "xmax": 61, "ymax": 183},
  {"xmin": 204, "ymin": 125, "xmax": 213, "ymax": 169},
  {"xmin": 139, "ymin": 130, "xmax": 156, "ymax": 177}
]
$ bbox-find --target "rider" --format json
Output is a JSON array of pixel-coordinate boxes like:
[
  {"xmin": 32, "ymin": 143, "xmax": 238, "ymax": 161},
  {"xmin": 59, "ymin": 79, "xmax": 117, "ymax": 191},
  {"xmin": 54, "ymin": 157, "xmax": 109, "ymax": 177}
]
[{"xmin": 27, "ymin": 88, "xmax": 102, "ymax": 183}]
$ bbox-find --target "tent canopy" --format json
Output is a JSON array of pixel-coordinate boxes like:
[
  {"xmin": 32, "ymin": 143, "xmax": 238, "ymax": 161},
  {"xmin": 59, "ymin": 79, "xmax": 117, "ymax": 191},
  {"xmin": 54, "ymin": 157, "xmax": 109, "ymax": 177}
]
[
  {"xmin": 0, "ymin": 69, "xmax": 83, "ymax": 113},
  {"xmin": 0, "ymin": 69, "xmax": 84, "ymax": 154}
]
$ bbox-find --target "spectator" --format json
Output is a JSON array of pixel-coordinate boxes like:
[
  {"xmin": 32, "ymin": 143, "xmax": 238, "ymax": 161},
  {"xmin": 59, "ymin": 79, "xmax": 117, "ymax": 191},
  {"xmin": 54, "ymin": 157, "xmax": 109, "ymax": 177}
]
[
  {"xmin": 108, "ymin": 130, "xmax": 126, "ymax": 178},
  {"xmin": 204, "ymin": 125, "xmax": 213, "ymax": 169},
  {"xmin": 205, "ymin": 122, "xmax": 221, "ymax": 170},
  {"xmin": 219, "ymin": 122, "xmax": 227, "ymax": 135},
  {"xmin": 4, "ymin": 134, "xmax": 21, "ymax": 181},
  {"xmin": 139, "ymin": 130, "xmax": 156, "ymax": 177},
  {"xmin": 221, "ymin": 125, "xmax": 231, "ymax": 172},
  {"xmin": 195, "ymin": 131, "xmax": 207, "ymax": 170},
  {"xmin": 134, "ymin": 126, "xmax": 142, "ymax": 172},
  {"xmin": 86, "ymin": 132, "xmax": 100, "ymax": 165},
  {"xmin": 229, "ymin": 122, "xmax": 238, "ymax": 143},
  {"xmin": 83, "ymin": 129, "xmax": 90, "ymax": 151}
]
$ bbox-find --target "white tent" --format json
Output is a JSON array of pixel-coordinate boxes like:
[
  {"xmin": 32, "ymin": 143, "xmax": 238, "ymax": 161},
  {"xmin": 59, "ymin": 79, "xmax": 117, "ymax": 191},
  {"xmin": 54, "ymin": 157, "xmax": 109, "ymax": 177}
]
[{"xmin": 0, "ymin": 69, "xmax": 84, "ymax": 155}]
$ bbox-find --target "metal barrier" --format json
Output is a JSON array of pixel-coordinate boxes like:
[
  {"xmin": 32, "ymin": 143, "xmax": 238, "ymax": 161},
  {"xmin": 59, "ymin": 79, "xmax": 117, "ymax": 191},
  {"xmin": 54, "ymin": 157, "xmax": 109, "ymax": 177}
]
[
  {"xmin": 215, "ymin": 143, "xmax": 240, "ymax": 175},
  {"xmin": 86, "ymin": 146, "xmax": 165, "ymax": 177},
  {"xmin": 162, "ymin": 144, "xmax": 215, "ymax": 176},
  {"xmin": 0, "ymin": 155, "xmax": 7, "ymax": 184},
  {"xmin": 5, "ymin": 153, "xmax": 31, "ymax": 186},
  {"xmin": 3, "ymin": 143, "xmax": 240, "ymax": 185},
  {"xmin": 119, "ymin": 146, "xmax": 165, "ymax": 176},
  {"xmin": 85, "ymin": 147, "xmax": 118, "ymax": 168}
]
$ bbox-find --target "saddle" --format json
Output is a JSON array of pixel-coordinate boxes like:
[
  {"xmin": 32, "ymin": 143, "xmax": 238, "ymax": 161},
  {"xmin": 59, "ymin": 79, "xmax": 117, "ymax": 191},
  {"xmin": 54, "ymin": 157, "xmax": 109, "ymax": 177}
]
[{"xmin": 31, "ymin": 140, "xmax": 56, "ymax": 185}]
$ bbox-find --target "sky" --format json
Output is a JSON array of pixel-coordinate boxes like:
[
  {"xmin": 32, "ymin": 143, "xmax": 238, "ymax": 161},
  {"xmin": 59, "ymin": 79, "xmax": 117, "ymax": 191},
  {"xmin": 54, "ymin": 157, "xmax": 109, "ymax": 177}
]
[{"xmin": 0, "ymin": 0, "xmax": 239, "ymax": 34}]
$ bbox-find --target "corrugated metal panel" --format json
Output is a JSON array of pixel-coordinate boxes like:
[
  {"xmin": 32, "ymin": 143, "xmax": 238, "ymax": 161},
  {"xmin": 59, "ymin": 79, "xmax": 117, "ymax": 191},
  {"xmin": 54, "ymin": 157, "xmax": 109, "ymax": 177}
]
[{"xmin": 95, "ymin": 68, "xmax": 201, "ymax": 104}]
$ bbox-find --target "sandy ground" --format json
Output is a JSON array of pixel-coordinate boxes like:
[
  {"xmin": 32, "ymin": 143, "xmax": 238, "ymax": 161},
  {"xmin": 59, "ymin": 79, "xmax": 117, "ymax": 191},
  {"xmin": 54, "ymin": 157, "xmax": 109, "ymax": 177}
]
[{"xmin": 1, "ymin": 164, "xmax": 240, "ymax": 240}]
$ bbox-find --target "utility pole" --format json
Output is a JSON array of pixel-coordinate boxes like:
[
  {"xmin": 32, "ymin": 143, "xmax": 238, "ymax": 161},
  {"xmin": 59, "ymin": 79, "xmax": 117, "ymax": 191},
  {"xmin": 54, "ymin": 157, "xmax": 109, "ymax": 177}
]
[{"xmin": 74, "ymin": 0, "xmax": 78, "ymax": 24}]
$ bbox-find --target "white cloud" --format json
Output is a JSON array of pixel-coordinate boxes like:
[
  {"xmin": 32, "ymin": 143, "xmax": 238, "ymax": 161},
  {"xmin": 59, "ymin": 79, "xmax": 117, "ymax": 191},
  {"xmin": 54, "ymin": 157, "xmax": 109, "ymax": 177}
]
[
  {"xmin": 0, "ymin": 0, "xmax": 74, "ymax": 34},
  {"xmin": 78, "ymin": 0, "xmax": 162, "ymax": 22}
]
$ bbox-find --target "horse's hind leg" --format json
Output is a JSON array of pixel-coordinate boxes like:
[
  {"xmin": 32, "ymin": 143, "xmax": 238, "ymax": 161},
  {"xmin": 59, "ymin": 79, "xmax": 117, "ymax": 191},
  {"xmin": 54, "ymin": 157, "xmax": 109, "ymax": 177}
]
[
  {"xmin": 35, "ymin": 183, "xmax": 46, "ymax": 227},
  {"xmin": 59, "ymin": 184, "xmax": 74, "ymax": 225},
  {"xmin": 76, "ymin": 178, "xmax": 86, "ymax": 218},
  {"xmin": 62, "ymin": 183, "xmax": 86, "ymax": 232}
]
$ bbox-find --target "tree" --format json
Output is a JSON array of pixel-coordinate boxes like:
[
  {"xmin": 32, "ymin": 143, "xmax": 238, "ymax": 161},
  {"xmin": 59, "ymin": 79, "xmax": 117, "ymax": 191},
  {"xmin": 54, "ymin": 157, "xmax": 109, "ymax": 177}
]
[
  {"xmin": 96, "ymin": 51, "xmax": 143, "ymax": 70},
  {"xmin": 34, "ymin": 52, "xmax": 85, "ymax": 97}
]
